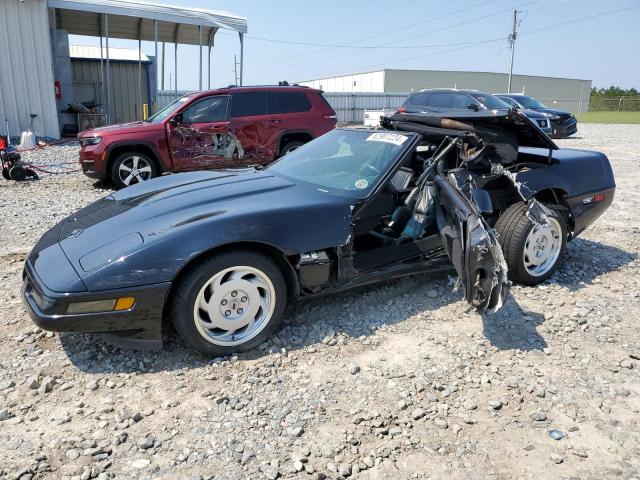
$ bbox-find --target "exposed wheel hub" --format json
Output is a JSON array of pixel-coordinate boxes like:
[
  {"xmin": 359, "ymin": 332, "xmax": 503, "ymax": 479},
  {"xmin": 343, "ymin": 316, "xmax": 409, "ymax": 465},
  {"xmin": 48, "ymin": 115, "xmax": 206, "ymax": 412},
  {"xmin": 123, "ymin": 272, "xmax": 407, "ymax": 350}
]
[{"xmin": 219, "ymin": 289, "xmax": 249, "ymax": 319}]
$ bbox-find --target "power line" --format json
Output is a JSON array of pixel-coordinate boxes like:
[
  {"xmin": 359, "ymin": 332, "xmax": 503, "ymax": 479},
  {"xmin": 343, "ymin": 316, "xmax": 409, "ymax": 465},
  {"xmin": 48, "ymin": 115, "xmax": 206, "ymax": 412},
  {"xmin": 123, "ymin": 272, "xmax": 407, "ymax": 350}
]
[
  {"xmin": 243, "ymin": 0, "xmax": 498, "ymax": 65},
  {"xmin": 520, "ymin": 4, "xmax": 640, "ymax": 37},
  {"xmin": 253, "ymin": 37, "xmax": 507, "ymax": 73},
  {"xmin": 295, "ymin": 3, "xmax": 639, "ymax": 82},
  {"xmin": 249, "ymin": 0, "xmax": 541, "ymax": 73}
]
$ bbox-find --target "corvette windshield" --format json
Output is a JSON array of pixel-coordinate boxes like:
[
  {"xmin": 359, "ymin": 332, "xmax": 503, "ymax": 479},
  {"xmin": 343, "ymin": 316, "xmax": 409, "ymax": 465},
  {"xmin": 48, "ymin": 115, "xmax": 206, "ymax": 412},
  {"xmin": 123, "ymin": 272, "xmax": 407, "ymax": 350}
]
[
  {"xmin": 513, "ymin": 96, "xmax": 548, "ymax": 109},
  {"xmin": 268, "ymin": 129, "xmax": 411, "ymax": 196}
]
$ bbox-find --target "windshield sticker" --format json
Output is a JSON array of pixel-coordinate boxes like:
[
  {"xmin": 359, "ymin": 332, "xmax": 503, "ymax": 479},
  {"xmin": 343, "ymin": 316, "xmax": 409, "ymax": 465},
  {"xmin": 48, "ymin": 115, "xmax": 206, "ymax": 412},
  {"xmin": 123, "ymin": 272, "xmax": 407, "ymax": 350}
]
[
  {"xmin": 355, "ymin": 179, "xmax": 369, "ymax": 189},
  {"xmin": 366, "ymin": 132, "xmax": 408, "ymax": 146}
]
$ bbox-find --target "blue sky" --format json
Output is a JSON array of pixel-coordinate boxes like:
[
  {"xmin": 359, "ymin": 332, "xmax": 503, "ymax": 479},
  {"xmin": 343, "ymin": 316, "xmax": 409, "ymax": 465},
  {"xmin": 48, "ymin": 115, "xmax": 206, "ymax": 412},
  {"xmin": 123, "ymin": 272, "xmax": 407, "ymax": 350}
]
[{"xmin": 70, "ymin": 0, "xmax": 640, "ymax": 91}]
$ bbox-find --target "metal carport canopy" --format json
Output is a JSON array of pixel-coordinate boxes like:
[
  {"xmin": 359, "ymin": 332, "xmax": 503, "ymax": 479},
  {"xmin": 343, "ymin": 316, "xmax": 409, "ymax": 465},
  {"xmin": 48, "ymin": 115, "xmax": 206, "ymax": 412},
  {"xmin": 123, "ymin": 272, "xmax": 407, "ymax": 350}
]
[
  {"xmin": 47, "ymin": 0, "xmax": 247, "ymax": 123},
  {"xmin": 47, "ymin": 0, "xmax": 247, "ymax": 43}
]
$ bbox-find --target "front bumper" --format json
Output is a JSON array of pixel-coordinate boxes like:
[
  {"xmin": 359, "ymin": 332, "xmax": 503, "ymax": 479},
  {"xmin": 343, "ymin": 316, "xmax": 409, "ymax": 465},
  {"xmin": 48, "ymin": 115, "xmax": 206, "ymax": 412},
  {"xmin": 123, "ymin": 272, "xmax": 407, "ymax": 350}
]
[
  {"xmin": 550, "ymin": 118, "xmax": 578, "ymax": 138},
  {"xmin": 22, "ymin": 262, "xmax": 171, "ymax": 349},
  {"xmin": 79, "ymin": 145, "xmax": 108, "ymax": 179}
]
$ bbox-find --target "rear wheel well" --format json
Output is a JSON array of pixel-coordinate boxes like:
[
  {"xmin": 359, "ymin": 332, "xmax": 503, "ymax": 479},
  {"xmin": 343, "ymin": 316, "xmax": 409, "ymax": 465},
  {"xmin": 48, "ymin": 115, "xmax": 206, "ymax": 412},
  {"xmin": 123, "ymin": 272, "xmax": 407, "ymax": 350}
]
[
  {"xmin": 532, "ymin": 188, "xmax": 574, "ymax": 235},
  {"xmin": 277, "ymin": 132, "xmax": 313, "ymax": 156},
  {"xmin": 164, "ymin": 242, "xmax": 299, "ymax": 319},
  {"xmin": 107, "ymin": 145, "xmax": 163, "ymax": 175}
]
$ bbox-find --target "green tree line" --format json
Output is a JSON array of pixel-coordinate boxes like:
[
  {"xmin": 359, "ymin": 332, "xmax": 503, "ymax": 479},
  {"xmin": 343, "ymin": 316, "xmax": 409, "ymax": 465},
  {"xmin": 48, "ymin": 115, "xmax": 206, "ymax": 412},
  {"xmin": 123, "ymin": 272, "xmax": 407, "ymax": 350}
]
[{"xmin": 590, "ymin": 86, "xmax": 639, "ymax": 111}]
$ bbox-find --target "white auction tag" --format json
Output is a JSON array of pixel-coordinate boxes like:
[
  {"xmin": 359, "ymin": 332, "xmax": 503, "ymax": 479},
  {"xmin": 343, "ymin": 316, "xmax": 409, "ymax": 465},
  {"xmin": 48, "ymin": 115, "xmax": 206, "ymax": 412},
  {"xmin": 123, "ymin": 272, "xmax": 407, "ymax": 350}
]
[{"xmin": 366, "ymin": 132, "xmax": 408, "ymax": 145}]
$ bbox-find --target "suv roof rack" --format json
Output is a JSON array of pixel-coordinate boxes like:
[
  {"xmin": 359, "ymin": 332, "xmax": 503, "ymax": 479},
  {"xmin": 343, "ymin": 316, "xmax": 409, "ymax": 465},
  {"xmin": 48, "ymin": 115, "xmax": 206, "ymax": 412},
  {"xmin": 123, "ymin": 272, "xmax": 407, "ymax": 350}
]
[{"xmin": 222, "ymin": 83, "xmax": 309, "ymax": 89}]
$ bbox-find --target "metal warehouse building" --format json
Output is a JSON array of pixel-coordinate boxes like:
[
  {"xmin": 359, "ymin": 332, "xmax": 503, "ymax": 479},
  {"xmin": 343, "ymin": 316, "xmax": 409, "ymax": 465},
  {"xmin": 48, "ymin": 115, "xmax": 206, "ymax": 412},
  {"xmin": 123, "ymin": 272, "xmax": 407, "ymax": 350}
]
[
  {"xmin": 299, "ymin": 69, "xmax": 592, "ymax": 113},
  {"xmin": 0, "ymin": 0, "xmax": 247, "ymax": 139}
]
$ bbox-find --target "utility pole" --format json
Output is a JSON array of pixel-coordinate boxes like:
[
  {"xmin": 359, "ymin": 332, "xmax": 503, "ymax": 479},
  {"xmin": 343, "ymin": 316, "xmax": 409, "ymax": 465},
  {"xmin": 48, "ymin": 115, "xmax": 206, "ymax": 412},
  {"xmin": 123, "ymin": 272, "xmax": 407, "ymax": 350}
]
[{"xmin": 507, "ymin": 9, "xmax": 520, "ymax": 94}]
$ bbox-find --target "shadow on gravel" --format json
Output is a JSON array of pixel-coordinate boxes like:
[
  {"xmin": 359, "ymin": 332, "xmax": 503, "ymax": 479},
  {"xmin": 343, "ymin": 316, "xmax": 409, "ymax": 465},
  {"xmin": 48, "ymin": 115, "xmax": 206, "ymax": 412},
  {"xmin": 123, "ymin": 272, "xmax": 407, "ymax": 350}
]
[
  {"xmin": 59, "ymin": 272, "xmax": 449, "ymax": 374},
  {"xmin": 59, "ymin": 238, "xmax": 634, "ymax": 371},
  {"xmin": 482, "ymin": 297, "xmax": 547, "ymax": 351},
  {"xmin": 549, "ymin": 238, "xmax": 636, "ymax": 291}
]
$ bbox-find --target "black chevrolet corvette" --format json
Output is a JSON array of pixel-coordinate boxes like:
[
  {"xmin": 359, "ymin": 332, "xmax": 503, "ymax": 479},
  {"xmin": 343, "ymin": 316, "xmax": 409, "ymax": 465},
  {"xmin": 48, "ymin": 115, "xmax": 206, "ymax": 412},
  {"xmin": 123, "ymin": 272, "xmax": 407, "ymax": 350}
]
[{"xmin": 22, "ymin": 110, "xmax": 615, "ymax": 355}]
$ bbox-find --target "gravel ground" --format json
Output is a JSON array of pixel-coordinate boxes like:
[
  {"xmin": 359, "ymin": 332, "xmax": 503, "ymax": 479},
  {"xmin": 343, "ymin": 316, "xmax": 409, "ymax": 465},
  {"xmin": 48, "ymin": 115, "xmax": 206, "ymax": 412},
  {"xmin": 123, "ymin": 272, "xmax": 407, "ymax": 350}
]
[{"xmin": 0, "ymin": 124, "xmax": 638, "ymax": 480}]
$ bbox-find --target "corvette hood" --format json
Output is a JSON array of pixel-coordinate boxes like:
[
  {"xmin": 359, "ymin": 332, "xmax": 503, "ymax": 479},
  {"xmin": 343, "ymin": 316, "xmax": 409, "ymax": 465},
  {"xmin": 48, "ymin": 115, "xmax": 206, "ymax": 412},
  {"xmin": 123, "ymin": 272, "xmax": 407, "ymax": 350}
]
[{"xmin": 55, "ymin": 171, "xmax": 353, "ymax": 289}]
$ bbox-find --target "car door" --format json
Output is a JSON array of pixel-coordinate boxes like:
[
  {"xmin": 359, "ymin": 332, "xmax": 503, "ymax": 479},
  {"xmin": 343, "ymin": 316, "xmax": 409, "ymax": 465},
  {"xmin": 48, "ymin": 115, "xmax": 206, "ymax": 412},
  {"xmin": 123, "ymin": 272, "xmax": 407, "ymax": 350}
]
[
  {"xmin": 229, "ymin": 91, "xmax": 280, "ymax": 166},
  {"xmin": 433, "ymin": 173, "xmax": 509, "ymax": 313},
  {"xmin": 167, "ymin": 95, "xmax": 232, "ymax": 171}
]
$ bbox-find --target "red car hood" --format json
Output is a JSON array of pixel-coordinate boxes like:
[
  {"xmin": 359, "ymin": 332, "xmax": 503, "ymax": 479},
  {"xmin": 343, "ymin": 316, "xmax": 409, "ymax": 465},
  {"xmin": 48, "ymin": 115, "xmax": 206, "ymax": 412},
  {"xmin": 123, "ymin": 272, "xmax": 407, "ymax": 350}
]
[{"xmin": 80, "ymin": 121, "xmax": 163, "ymax": 137}]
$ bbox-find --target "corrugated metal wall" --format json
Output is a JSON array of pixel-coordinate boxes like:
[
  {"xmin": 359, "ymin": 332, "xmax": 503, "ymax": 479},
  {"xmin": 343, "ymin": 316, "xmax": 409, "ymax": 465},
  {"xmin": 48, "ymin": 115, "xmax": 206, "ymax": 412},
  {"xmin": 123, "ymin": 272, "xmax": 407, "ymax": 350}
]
[
  {"xmin": 385, "ymin": 70, "xmax": 591, "ymax": 113},
  {"xmin": 71, "ymin": 59, "xmax": 151, "ymax": 124},
  {"xmin": 324, "ymin": 92, "xmax": 408, "ymax": 123},
  {"xmin": 300, "ymin": 69, "xmax": 592, "ymax": 113},
  {"xmin": 299, "ymin": 71, "xmax": 385, "ymax": 93},
  {"xmin": 0, "ymin": 0, "xmax": 59, "ymax": 138}
]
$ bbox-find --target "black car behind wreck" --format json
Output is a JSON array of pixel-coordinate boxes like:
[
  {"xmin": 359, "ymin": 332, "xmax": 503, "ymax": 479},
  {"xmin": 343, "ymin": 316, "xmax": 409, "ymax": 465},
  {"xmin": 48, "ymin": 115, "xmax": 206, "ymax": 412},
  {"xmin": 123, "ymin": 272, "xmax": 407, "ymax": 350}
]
[{"xmin": 22, "ymin": 109, "xmax": 615, "ymax": 355}]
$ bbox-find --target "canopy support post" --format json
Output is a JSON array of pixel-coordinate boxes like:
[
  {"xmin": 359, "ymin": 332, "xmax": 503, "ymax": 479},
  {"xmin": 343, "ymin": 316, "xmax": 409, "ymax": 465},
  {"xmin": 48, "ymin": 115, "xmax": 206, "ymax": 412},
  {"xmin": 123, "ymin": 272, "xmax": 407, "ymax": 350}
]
[
  {"xmin": 105, "ymin": 14, "xmax": 111, "ymax": 124},
  {"xmin": 161, "ymin": 42, "xmax": 165, "ymax": 90},
  {"xmin": 137, "ymin": 19, "xmax": 142, "ymax": 120},
  {"xmin": 154, "ymin": 20, "xmax": 158, "ymax": 110},
  {"xmin": 207, "ymin": 29, "xmax": 214, "ymax": 90},
  {"xmin": 98, "ymin": 14, "xmax": 105, "ymax": 109},
  {"xmin": 198, "ymin": 25, "xmax": 203, "ymax": 91},
  {"xmin": 173, "ymin": 24, "xmax": 179, "ymax": 94},
  {"xmin": 238, "ymin": 32, "xmax": 244, "ymax": 86}
]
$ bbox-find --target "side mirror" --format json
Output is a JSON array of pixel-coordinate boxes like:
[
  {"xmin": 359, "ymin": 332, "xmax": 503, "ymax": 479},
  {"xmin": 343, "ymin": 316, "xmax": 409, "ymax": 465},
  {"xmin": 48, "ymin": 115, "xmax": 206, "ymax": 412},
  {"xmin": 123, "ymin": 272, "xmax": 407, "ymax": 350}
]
[
  {"xmin": 466, "ymin": 103, "xmax": 480, "ymax": 111},
  {"xmin": 171, "ymin": 113, "xmax": 183, "ymax": 125}
]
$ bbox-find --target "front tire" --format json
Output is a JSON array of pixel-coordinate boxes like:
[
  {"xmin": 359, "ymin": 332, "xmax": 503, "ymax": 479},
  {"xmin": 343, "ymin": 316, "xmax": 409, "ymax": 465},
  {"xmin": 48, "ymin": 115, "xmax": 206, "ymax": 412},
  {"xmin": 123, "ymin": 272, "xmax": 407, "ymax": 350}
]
[
  {"xmin": 169, "ymin": 250, "xmax": 287, "ymax": 356},
  {"xmin": 494, "ymin": 202, "xmax": 567, "ymax": 285},
  {"xmin": 110, "ymin": 152, "xmax": 157, "ymax": 189}
]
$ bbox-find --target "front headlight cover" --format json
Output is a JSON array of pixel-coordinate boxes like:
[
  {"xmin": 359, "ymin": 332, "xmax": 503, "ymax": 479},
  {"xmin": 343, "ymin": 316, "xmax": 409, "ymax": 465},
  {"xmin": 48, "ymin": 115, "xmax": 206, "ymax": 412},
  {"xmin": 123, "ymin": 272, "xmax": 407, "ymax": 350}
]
[{"xmin": 80, "ymin": 136, "xmax": 102, "ymax": 147}]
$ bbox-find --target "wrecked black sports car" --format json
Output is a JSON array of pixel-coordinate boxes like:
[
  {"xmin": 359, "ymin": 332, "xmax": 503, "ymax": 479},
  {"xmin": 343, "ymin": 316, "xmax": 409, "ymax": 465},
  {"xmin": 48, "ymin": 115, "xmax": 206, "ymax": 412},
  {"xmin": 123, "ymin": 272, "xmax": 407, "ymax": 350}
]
[{"xmin": 22, "ymin": 110, "xmax": 615, "ymax": 355}]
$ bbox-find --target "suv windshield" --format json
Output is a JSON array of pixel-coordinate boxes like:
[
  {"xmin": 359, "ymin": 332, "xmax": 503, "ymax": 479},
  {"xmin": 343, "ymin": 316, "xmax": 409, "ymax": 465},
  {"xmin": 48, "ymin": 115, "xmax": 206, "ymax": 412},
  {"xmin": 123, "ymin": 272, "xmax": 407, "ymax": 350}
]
[
  {"xmin": 146, "ymin": 95, "xmax": 196, "ymax": 124},
  {"xmin": 513, "ymin": 96, "xmax": 548, "ymax": 109},
  {"xmin": 471, "ymin": 93, "xmax": 510, "ymax": 109},
  {"xmin": 268, "ymin": 129, "xmax": 413, "ymax": 197}
]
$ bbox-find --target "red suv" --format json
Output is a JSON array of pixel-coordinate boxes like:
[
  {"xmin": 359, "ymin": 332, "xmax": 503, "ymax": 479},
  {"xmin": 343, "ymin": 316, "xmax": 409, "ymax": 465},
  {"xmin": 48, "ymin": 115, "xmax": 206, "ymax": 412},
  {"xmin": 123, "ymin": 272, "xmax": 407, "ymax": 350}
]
[{"xmin": 78, "ymin": 85, "xmax": 337, "ymax": 188}]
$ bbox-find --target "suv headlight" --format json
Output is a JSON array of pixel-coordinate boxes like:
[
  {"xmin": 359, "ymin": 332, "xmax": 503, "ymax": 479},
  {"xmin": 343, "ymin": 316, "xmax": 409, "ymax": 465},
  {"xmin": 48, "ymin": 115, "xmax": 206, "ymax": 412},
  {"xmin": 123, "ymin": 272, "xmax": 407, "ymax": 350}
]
[{"xmin": 80, "ymin": 136, "xmax": 102, "ymax": 147}]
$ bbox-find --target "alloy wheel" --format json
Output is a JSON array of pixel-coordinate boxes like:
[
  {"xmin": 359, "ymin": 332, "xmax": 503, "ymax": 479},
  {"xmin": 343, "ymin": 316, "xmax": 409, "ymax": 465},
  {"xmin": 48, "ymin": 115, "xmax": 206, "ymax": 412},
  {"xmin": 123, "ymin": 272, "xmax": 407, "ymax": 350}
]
[
  {"xmin": 118, "ymin": 155, "xmax": 153, "ymax": 186},
  {"xmin": 192, "ymin": 266, "xmax": 276, "ymax": 346},
  {"xmin": 522, "ymin": 217, "xmax": 562, "ymax": 277}
]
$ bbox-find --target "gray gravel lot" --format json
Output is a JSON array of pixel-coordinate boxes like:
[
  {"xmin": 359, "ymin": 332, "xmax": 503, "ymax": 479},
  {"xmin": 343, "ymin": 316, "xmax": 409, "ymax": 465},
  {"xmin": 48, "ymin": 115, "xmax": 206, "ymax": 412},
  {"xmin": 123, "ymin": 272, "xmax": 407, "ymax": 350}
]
[{"xmin": 0, "ymin": 123, "xmax": 639, "ymax": 480}]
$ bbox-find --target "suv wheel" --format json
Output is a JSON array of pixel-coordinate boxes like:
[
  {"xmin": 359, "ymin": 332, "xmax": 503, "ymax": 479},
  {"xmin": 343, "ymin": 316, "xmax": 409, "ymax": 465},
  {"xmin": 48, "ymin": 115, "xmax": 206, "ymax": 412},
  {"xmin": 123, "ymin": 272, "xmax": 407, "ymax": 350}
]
[
  {"xmin": 169, "ymin": 250, "xmax": 287, "ymax": 356},
  {"xmin": 111, "ymin": 152, "xmax": 157, "ymax": 189},
  {"xmin": 494, "ymin": 202, "xmax": 567, "ymax": 285},
  {"xmin": 280, "ymin": 140, "xmax": 305, "ymax": 157}
]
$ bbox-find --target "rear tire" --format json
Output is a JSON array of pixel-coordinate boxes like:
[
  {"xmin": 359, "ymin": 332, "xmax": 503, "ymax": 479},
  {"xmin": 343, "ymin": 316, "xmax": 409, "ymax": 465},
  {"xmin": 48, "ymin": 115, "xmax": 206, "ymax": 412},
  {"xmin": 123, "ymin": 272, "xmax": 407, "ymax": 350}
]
[
  {"xmin": 110, "ymin": 152, "xmax": 157, "ymax": 189},
  {"xmin": 494, "ymin": 202, "xmax": 567, "ymax": 285},
  {"xmin": 280, "ymin": 140, "xmax": 305, "ymax": 157},
  {"xmin": 168, "ymin": 250, "xmax": 287, "ymax": 356}
]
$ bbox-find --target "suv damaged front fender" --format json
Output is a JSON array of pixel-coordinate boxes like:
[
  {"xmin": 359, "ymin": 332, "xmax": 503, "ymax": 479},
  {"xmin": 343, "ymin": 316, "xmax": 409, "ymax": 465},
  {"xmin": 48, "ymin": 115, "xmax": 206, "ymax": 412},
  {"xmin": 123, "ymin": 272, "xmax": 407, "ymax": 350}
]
[{"xmin": 434, "ymin": 174, "xmax": 509, "ymax": 314}]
